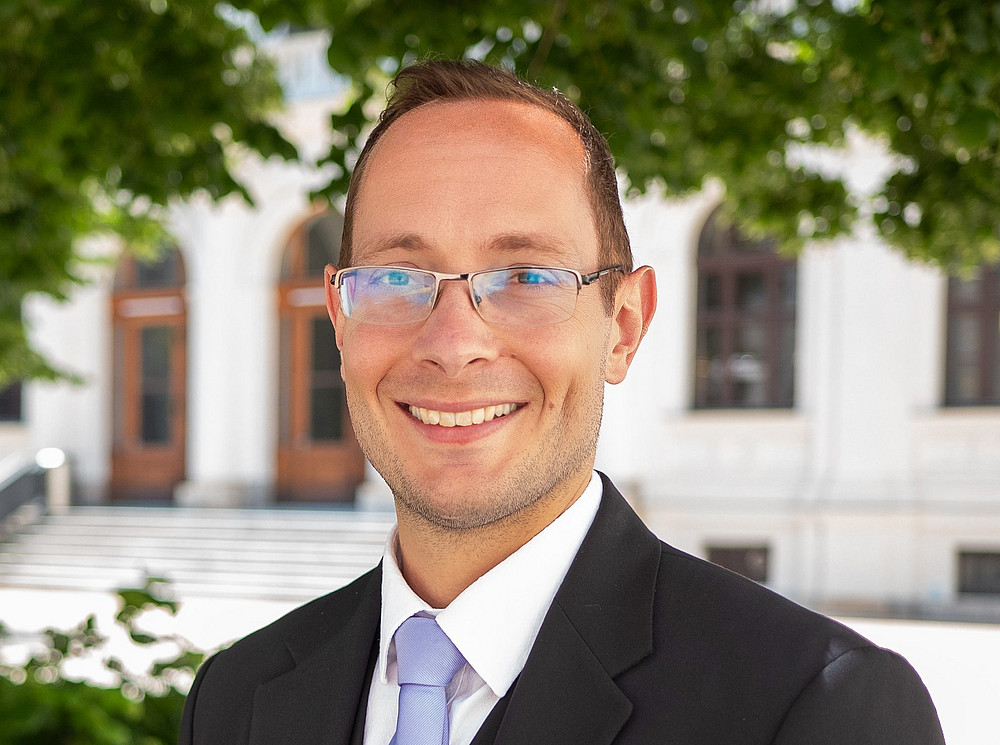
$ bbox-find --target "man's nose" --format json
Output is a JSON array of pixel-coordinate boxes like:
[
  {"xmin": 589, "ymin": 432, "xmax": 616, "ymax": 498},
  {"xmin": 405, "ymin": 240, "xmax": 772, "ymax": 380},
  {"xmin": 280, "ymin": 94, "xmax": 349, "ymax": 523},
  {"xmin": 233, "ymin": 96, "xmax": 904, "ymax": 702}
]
[{"xmin": 410, "ymin": 280, "xmax": 499, "ymax": 377}]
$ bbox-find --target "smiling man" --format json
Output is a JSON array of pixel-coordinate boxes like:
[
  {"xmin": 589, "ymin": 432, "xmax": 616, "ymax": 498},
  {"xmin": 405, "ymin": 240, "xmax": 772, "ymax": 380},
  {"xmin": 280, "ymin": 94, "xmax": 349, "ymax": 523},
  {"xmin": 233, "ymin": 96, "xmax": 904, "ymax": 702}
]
[{"xmin": 179, "ymin": 60, "xmax": 943, "ymax": 745}]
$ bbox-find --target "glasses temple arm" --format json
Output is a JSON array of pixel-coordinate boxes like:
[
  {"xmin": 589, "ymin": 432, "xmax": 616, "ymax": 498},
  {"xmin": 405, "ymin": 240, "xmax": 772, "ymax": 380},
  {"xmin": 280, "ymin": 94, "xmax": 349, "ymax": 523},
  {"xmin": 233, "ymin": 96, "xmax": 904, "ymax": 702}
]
[{"xmin": 580, "ymin": 265, "xmax": 625, "ymax": 285}]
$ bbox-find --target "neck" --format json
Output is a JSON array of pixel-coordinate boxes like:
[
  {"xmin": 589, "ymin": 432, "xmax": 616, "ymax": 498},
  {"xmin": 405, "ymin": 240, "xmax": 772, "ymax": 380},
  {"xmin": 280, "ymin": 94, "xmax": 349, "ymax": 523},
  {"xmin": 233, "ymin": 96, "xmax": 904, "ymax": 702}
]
[{"xmin": 393, "ymin": 472, "xmax": 592, "ymax": 608}]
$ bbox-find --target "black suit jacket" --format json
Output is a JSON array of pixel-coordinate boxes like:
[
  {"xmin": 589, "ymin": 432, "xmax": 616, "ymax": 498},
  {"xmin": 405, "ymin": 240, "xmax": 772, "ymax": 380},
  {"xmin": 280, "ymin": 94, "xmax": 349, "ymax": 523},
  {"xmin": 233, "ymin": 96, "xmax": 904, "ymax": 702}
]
[{"xmin": 179, "ymin": 474, "xmax": 945, "ymax": 744}]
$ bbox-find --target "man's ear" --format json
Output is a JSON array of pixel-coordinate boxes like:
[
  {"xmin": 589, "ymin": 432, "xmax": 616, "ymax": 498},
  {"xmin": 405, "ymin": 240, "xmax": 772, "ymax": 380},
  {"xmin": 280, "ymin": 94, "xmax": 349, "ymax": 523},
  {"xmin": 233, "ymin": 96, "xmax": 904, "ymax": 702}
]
[
  {"xmin": 605, "ymin": 265, "xmax": 657, "ymax": 385},
  {"xmin": 324, "ymin": 264, "xmax": 345, "ymax": 352}
]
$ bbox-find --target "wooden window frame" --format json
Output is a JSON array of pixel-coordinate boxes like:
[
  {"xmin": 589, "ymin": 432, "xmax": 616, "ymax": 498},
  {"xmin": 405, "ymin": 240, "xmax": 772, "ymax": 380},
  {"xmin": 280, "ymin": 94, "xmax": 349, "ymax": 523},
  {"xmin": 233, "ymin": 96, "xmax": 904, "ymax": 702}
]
[{"xmin": 110, "ymin": 249, "xmax": 187, "ymax": 501}]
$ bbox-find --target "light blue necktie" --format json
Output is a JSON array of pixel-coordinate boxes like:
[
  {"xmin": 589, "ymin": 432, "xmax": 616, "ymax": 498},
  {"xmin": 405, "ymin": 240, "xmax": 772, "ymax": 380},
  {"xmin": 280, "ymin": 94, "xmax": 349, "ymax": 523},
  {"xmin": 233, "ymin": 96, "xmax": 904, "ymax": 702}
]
[{"xmin": 390, "ymin": 615, "xmax": 467, "ymax": 745}]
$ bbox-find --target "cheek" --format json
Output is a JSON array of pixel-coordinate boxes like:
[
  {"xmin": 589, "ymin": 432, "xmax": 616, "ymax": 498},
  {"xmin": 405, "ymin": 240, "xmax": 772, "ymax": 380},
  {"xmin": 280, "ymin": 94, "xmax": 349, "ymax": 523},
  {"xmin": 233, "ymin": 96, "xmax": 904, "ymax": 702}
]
[
  {"xmin": 522, "ymin": 323, "xmax": 609, "ymax": 403},
  {"xmin": 340, "ymin": 326, "xmax": 402, "ymax": 393}
]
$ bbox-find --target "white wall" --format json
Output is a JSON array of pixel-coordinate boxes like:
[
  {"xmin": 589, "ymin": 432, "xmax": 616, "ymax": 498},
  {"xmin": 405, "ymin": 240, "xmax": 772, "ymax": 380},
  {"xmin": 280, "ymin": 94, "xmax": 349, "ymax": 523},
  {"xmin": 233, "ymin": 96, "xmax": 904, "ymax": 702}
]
[{"xmin": 21, "ymin": 238, "xmax": 117, "ymax": 502}]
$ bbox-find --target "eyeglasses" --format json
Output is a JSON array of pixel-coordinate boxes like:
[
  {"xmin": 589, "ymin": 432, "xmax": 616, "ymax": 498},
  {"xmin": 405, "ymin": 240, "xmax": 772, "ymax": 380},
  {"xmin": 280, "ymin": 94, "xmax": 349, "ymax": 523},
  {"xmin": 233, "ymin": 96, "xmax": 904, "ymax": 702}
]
[{"xmin": 331, "ymin": 264, "xmax": 623, "ymax": 327}]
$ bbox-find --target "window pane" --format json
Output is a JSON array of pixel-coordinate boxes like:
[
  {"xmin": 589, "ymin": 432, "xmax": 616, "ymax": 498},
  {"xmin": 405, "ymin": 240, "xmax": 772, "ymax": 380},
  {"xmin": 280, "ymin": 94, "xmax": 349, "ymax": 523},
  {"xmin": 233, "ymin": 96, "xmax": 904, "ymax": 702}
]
[
  {"xmin": 777, "ymin": 321, "xmax": 796, "ymax": 407},
  {"xmin": 950, "ymin": 275, "xmax": 982, "ymax": 305},
  {"xmin": 312, "ymin": 316, "xmax": 339, "ymax": 373},
  {"xmin": 732, "ymin": 322, "xmax": 767, "ymax": 406},
  {"xmin": 781, "ymin": 265, "xmax": 797, "ymax": 311},
  {"xmin": 142, "ymin": 393, "xmax": 170, "ymax": 444},
  {"xmin": 311, "ymin": 387, "xmax": 344, "ymax": 441},
  {"xmin": 136, "ymin": 249, "xmax": 182, "ymax": 288},
  {"xmin": 142, "ymin": 327, "xmax": 171, "ymax": 379},
  {"xmin": 945, "ymin": 313, "xmax": 981, "ymax": 404},
  {"xmin": 0, "ymin": 383, "xmax": 22, "ymax": 422},
  {"xmin": 959, "ymin": 552, "xmax": 1000, "ymax": 595},
  {"xmin": 140, "ymin": 327, "xmax": 172, "ymax": 444},
  {"xmin": 699, "ymin": 274, "xmax": 722, "ymax": 310},
  {"xmin": 310, "ymin": 317, "xmax": 343, "ymax": 440},
  {"xmin": 708, "ymin": 546, "xmax": 769, "ymax": 583},
  {"xmin": 945, "ymin": 266, "xmax": 1000, "ymax": 406},
  {"xmin": 695, "ymin": 326, "xmax": 723, "ymax": 407},
  {"xmin": 305, "ymin": 214, "xmax": 342, "ymax": 277},
  {"xmin": 736, "ymin": 272, "xmax": 766, "ymax": 310}
]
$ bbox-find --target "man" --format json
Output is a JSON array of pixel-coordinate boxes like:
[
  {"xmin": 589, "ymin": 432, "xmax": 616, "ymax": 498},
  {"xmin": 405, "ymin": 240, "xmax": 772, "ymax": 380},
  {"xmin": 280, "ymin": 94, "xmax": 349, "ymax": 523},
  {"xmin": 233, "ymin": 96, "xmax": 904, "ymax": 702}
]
[{"xmin": 180, "ymin": 60, "xmax": 944, "ymax": 745}]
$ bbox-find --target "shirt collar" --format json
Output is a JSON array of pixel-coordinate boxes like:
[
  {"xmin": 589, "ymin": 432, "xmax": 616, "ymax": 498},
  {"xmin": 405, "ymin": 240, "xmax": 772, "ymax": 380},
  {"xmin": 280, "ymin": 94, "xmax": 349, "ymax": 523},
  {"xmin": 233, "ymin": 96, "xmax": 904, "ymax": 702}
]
[{"xmin": 377, "ymin": 472, "xmax": 602, "ymax": 697}]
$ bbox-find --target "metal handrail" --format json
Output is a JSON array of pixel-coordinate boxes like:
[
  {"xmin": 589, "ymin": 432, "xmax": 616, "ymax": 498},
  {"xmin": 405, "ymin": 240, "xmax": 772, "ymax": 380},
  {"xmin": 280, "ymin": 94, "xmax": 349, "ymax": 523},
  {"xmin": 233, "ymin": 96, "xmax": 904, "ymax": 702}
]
[
  {"xmin": 0, "ymin": 449, "xmax": 67, "ymax": 525},
  {"xmin": 0, "ymin": 451, "xmax": 39, "ymax": 490}
]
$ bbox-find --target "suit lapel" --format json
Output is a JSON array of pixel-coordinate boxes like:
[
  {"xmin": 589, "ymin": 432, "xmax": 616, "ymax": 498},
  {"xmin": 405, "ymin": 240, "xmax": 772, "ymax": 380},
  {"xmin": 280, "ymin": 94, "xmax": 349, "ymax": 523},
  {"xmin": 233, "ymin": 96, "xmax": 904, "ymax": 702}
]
[
  {"xmin": 489, "ymin": 603, "xmax": 632, "ymax": 745},
  {"xmin": 491, "ymin": 475, "xmax": 662, "ymax": 745},
  {"xmin": 249, "ymin": 564, "xmax": 382, "ymax": 745}
]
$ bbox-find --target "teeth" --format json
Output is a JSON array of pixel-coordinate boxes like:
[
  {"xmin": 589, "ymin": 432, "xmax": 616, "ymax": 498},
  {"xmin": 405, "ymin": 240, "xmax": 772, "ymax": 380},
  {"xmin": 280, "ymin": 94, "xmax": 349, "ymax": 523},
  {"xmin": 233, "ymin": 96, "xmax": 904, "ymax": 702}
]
[{"xmin": 408, "ymin": 403, "xmax": 519, "ymax": 427}]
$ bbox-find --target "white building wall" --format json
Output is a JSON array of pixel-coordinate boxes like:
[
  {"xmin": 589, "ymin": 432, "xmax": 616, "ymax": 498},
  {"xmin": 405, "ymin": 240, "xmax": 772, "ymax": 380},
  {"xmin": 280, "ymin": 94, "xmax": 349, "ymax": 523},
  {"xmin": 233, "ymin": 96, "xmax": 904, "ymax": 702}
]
[{"xmin": 20, "ymin": 240, "xmax": 117, "ymax": 503}]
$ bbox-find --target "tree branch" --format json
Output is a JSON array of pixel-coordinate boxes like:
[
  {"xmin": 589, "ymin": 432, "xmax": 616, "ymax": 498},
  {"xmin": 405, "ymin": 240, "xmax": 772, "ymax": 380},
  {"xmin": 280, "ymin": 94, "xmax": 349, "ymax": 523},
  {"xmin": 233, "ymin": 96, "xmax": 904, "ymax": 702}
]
[{"xmin": 526, "ymin": 0, "xmax": 568, "ymax": 81}]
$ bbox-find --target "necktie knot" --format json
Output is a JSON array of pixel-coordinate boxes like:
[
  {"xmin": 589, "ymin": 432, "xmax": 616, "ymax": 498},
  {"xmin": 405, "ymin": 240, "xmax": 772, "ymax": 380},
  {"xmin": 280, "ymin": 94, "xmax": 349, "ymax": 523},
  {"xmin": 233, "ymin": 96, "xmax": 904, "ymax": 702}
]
[
  {"xmin": 394, "ymin": 616, "xmax": 465, "ymax": 687},
  {"xmin": 390, "ymin": 615, "xmax": 466, "ymax": 745}
]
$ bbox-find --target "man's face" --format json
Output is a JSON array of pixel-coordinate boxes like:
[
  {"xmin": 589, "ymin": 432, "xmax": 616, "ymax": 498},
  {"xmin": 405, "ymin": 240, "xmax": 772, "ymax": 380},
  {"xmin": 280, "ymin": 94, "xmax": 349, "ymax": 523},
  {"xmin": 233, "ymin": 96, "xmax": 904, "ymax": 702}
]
[{"xmin": 328, "ymin": 100, "xmax": 618, "ymax": 532}]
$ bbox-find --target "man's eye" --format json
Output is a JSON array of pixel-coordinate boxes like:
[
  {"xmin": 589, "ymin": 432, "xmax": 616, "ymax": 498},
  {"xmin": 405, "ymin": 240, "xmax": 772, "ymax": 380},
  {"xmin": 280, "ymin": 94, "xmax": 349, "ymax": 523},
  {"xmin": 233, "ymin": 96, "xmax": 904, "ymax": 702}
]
[
  {"xmin": 512, "ymin": 269, "xmax": 555, "ymax": 285},
  {"xmin": 371, "ymin": 269, "xmax": 412, "ymax": 286}
]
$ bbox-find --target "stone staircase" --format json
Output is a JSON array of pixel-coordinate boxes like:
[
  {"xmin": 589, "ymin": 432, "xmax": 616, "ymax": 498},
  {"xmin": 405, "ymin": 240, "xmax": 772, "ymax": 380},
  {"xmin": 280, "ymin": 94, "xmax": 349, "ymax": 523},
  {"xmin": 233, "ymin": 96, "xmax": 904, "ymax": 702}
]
[{"xmin": 0, "ymin": 505, "xmax": 395, "ymax": 603}]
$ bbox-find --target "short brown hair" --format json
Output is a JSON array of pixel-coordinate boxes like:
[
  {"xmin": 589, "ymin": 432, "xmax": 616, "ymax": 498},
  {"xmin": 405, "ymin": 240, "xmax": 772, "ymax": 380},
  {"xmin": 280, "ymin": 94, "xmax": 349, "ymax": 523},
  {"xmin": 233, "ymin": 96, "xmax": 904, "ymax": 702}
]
[{"xmin": 339, "ymin": 59, "xmax": 632, "ymax": 309}]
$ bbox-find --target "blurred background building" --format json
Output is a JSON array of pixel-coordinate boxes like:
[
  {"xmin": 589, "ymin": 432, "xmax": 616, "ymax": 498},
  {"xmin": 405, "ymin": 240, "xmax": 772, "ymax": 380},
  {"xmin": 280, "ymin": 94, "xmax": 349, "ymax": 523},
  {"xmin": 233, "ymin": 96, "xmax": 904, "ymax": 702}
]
[{"xmin": 1, "ymin": 29, "xmax": 998, "ymax": 620}]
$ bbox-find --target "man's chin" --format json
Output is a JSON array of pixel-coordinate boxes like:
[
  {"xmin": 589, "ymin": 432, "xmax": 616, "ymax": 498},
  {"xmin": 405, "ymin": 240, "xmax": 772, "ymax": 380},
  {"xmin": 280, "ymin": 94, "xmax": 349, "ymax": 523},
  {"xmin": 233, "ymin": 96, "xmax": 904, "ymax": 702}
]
[{"xmin": 393, "ymin": 486, "xmax": 523, "ymax": 532}]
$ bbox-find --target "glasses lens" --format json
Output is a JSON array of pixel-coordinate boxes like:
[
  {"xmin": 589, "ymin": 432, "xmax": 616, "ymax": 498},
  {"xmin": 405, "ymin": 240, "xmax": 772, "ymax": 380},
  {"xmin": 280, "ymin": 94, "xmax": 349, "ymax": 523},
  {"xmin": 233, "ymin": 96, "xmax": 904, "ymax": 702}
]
[
  {"xmin": 473, "ymin": 267, "xmax": 579, "ymax": 326},
  {"xmin": 339, "ymin": 267, "xmax": 435, "ymax": 325}
]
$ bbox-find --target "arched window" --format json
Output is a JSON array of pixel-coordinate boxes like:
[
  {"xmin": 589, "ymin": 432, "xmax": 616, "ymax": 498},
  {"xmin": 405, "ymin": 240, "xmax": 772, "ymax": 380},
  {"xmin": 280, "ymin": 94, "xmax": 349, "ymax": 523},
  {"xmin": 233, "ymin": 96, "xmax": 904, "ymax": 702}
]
[
  {"xmin": 694, "ymin": 207, "xmax": 796, "ymax": 409},
  {"xmin": 110, "ymin": 246, "xmax": 187, "ymax": 501},
  {"xmin": 276, "ymin": 211, "xmax": 364, "ymax": 501},
  {"xmin": 945, "ymin": 265, "xmax": 1000, "ymax": 406}
]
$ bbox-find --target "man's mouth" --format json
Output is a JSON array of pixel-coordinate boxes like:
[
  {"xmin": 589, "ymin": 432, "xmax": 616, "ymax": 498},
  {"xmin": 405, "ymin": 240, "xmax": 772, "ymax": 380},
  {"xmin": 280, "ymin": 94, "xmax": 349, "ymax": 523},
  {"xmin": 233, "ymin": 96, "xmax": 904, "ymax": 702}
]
[{"xmin": 406, "ymin": 403, "xmax": 520, "ymax": 427}]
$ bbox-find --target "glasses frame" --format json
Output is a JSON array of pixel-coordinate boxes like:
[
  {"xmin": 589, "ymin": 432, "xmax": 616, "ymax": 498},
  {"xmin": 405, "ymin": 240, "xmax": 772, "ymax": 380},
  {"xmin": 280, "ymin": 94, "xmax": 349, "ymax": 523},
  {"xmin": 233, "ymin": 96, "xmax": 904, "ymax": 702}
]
[{"xmin": 331, "ymin": 264, "xmax": 624, "ymax": 326}]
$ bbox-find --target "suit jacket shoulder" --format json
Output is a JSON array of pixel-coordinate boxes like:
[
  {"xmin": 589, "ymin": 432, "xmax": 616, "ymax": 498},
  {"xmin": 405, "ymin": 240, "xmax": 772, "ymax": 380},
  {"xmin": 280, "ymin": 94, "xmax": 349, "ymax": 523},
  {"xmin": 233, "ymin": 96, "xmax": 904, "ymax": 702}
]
[
  {"xmin": 629, "ymin": 539, "xmax": 943, "ymax": 744},
  {"xmin": 502, "ymin": 473, "xmax": 944, "ymax": 745},
  {"xmin": 179, "ymin": 565, "xmax": 381, "ymax": 745}
]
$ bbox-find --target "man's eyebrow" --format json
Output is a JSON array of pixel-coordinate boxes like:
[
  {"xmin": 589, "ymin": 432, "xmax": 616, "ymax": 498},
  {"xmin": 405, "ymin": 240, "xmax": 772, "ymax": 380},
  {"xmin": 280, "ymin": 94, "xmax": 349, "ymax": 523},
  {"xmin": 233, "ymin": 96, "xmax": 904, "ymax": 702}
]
[
  {"xmin": 487, "ymin": 232, "xmax": 565, "ymax": 251},
  {"xmin": 358, "ymin": 233, "xmax": 431, "ymax": 261},
  {"xmin": 358, "ymin": 232, "xmax": 577, "ymax": 264},
  {"xmin": 486, "ymin": 232, "xmax": 577, "ymax": 262}
]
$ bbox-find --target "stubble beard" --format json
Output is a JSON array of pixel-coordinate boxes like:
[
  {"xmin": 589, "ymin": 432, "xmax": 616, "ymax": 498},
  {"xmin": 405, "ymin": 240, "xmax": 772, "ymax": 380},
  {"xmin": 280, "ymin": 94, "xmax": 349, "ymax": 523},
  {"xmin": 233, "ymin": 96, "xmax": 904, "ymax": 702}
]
[{"xmin": 344, "ymin": 382, "xmax": 605, "ymax": 533}]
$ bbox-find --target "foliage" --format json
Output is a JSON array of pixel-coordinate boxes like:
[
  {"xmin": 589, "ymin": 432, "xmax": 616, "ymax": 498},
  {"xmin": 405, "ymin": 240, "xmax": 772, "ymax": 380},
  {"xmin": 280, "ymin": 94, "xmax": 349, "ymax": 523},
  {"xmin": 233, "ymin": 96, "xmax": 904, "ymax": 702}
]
[
  {"xmin": 3, "ymin": 1, "xmax": 999, "ymax": 383},
  {"xmin": 244, "ymin": 0, "xmax": 998, "ymax": 267},
  {"xmin": 0, "ymin": 576, "xmax": 204, "ymax": 745},
  {"xmin": 0, "ymin": 0, "xmax": 296, "ymax": 385}
]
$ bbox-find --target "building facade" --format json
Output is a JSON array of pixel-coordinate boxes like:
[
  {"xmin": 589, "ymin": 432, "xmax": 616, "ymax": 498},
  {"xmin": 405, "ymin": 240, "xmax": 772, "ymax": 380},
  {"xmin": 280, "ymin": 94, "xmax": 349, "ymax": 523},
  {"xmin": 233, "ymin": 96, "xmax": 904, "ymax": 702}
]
[{"xmin": 2, "ymin": 31, "xmax": 998, "ymax": 616}]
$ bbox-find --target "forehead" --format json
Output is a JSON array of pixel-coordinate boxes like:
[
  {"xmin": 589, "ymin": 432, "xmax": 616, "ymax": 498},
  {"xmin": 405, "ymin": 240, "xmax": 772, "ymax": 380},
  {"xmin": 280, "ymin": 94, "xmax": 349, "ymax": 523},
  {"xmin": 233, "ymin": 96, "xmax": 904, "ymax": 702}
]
[{"xmin": 351, "ymin": 99, "xmax": 598, "ymax": 268}]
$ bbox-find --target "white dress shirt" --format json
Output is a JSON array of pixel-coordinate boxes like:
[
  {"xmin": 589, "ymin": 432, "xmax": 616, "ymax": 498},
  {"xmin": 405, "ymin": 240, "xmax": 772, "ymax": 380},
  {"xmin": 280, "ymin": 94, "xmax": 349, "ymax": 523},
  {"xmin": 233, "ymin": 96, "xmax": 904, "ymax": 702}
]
[{"xmin": 363, "ymin": 472, "xmax": 602, "ymax": 745}]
